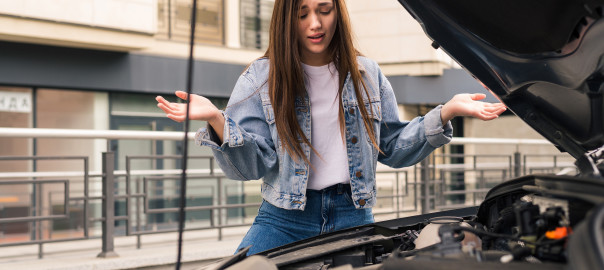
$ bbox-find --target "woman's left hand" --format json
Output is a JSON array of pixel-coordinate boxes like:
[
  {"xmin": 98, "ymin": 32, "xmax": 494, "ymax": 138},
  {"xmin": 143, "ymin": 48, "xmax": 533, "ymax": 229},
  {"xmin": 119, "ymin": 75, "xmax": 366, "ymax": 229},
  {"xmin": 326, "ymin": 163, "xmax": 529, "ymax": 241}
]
[{"xmin": 440, "ymin": 93, "xmax": 507, "ymax": 125}]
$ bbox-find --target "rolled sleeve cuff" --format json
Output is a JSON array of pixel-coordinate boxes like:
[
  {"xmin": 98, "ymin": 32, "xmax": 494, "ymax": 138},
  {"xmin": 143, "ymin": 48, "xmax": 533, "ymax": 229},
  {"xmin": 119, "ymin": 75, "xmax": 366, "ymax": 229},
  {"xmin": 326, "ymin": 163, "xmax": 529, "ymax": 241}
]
[
  {"xmin": 423, "ymin": 105, "xmax": 453, "ymax": 147},
  {"xmin": 194, "ymin": 111, "xmax": 244, "ymax": 150}
]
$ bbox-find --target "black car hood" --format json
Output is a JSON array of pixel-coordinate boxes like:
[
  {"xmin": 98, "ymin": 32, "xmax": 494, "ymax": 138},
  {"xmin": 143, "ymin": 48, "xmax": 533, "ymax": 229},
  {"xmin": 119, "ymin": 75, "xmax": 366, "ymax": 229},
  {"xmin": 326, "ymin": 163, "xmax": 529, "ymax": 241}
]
[{"xmin": 397, "ymin": 0, "xmax": 604, "ymax": 175}]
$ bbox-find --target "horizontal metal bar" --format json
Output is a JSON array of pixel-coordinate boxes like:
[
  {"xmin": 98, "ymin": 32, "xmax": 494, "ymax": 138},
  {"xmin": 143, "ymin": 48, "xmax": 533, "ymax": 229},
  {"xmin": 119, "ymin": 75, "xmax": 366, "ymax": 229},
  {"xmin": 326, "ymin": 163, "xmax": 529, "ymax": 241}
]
[
  {"xmin": 0, "ymin": 179, "xmax": 68, "ymax": 185},
  {"xmin": 126, "ymin": 155, "xmax": 213, "ymax": 160},
  {"xmin": 450, "ymin": 137, "xmax": 550, "ymax": 145},
  {"xmin": 114, "ymin": 194, "xmax": 145, "ymax": 199},
  {"xmin": 373, "ymin": 209, "xmax": 420, "ymax": 215},
  {"xmin": 0, "ymin": 214, "xmax": 69, "ymax": 224},
  {"xmin": 0, "ymin": 237, "xmax": 88, "ymax": 248},
  {"xmin": 433, "ymin": 167, "xmax": 509, "ymax": 172},
  {"xmin": 435, "ymin": 154, "xmax": 512, "ymax": 158},
  {"xmin": 0, "ymin": 156, "xmax": 87, "ymax": 161},
  {"xmin": 0, "ymin": 128, "xmax": 552, "ymax": 145},
  {"xmin": 434, "ymin": 203, "xmax": 479, "ymax": 210},
  {"xmin": 129, "ymin": 222, "xmax": 255, "ymax": 236},
  {"xmin": 0, "ymin": 127, "xmax": 196, "ymax": 140},
  {"xmin": 377, "ymin": 195, "xmax": 410, "ymax": 199},
  {"xmin": 70, "ymin": 196, "xmax": 103, "ymax": 200},
  {"xmin": 442, "ymin": 189, "xmax": 491, "ymax": 195},
  {"xmin": 0, "ymin": 168, "xmax": 221, "ymax": 179},
  {"xmin": 146, "ymin": 203, "xmax": 262, "ymax": 214}
]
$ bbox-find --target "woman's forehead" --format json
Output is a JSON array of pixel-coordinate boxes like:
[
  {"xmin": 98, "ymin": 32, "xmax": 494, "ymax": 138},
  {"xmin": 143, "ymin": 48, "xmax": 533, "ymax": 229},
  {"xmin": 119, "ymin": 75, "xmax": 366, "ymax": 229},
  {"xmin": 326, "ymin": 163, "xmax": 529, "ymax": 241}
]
[{"xmin": 300, "ymin": 0, "xmax": 334, "ymax": 9}]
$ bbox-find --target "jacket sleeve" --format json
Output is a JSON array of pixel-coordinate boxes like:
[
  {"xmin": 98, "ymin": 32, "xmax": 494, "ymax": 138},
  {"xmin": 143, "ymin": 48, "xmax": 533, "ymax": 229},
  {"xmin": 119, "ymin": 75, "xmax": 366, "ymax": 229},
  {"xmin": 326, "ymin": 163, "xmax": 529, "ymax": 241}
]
[
  {"xmin": 195, "ymin": 64, "xmax": 277, "ymax": 181},
  {"xmin": 376, "ymin": 69, "xmax": 453, "ymax": 168}
]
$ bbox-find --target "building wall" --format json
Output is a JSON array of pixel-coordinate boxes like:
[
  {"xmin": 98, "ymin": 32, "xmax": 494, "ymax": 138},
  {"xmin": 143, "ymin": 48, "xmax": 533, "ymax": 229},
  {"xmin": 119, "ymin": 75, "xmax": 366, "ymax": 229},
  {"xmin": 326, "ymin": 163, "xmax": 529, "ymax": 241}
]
[{"xmin": 347, "ymin": 0, "xmax": 459, "ymax": 76}]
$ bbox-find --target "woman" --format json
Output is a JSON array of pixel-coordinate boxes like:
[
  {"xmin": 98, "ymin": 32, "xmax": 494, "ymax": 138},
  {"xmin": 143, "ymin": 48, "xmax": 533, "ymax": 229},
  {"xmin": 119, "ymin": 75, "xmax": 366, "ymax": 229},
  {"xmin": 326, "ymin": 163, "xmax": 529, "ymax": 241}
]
[{"xmin": 156, "ymin": 0, "xmax": 506, "ymax": 255}]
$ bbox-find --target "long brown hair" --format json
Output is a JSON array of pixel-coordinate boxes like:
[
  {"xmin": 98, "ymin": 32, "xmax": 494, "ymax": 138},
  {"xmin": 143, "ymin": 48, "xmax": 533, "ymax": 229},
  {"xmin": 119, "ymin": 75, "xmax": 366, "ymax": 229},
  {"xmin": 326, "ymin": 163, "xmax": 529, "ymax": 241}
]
[{"xmin": 265, "ymin": 0, "xmax": 379, "ymax": 164}]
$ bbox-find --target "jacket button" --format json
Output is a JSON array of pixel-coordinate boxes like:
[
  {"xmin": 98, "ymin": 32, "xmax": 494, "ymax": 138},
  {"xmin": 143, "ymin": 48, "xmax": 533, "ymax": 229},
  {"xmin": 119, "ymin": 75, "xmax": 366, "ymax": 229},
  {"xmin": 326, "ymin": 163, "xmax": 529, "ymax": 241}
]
[
  {"xmin": 358, "ymin": 199, "xmax": 366, "ymax": 206},
  {"xmin": 355, "ymin": 171, "xmax": 362, "ymax": 178},
  {"xmin": 348, "ymin": 108, "xmax": 355, "ymax": 115},
  {"xmin": 351, "ymin": 137, "xmax": 358, "ymax": 144}
]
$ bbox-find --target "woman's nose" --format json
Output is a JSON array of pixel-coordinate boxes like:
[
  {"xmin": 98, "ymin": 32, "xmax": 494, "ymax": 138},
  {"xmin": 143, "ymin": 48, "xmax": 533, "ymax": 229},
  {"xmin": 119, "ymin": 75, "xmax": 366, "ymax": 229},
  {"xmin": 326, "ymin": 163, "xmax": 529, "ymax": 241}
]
[{"xmin": 309, "ymin": 13, "xmax": 322, "ymax": 30}]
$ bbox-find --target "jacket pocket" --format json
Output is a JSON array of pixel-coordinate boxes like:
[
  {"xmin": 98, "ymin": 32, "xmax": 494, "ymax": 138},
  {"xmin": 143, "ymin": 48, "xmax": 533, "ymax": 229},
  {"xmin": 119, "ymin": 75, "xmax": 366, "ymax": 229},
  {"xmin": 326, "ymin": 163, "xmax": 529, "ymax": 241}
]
[
  {"xmin": 364, "ymin": 100, "xmax": 381, "ymax": 144},
  {"xmin": 262, "ymin": 104, "xmax": 275, "ymax": 124},
  {"xmin": 364, "ymin": 100, "xmax": 382, "ymax": 121}
]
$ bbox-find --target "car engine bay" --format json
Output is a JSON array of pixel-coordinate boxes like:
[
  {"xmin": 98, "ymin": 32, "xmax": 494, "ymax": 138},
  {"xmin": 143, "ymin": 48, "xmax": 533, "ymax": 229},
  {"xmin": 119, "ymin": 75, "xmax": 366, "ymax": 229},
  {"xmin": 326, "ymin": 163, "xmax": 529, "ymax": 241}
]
[{"xmin": 205, "ymin": 173, "xmax": 603, "ymax": 270}]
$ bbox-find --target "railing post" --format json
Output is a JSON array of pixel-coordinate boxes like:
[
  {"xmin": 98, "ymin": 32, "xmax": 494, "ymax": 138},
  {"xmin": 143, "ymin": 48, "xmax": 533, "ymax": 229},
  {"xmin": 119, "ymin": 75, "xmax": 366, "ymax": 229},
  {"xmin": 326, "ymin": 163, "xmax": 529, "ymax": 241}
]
[
  {"xmin": 420, "ymin": 158, "xmax": 431, "ymax": 214},
  {"xmin": 98, "ymin": 152, "xmax": 118, "ymax": 258},
  {"xmin": 514, "ymin": 151, "xmax": 522, "ymax": 178},
  {"xmin": 217, "ymin": 177, "xmax": 223, "ymax": 241}
]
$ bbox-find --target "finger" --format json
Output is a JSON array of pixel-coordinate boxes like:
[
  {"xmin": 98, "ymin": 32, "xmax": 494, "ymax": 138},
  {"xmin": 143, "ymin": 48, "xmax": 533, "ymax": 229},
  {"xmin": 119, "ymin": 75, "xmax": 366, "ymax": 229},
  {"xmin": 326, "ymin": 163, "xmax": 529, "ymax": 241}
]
[
  {"xmin": 470, "ymin": 93, "xmax": 487, "ymax": 101},
  {"xmin": 478, "ymin": 112, "xmax": 499, "ymax": 120},
  {"xmin": 156, "ymin": 96, "xmax": 178, "ymax": 111},
  {"xmin": 483, "ymin": 102, "xmax": 505, "ymax": 108},
  {"xmin": 489, "ymin": 103, "xmax": 506, "ymax": 109},
  {"xmin": 175, "ymin": 91, "xmax": 189, "ymax": 101},
  {"xmin": 493, "ymin": 106, "xmax": 507, "ymax": 115},
  {"xmin": 157, "ymin": 103, "xmax": 180, "ymax": 115},
  {"xmin": 483, "ymin": 106, "xmax": 506, "ymax": 118},
  {"xmin": 167, "ymin": 114, "xmax": 185, "ymax": 123},
  {"xmin": 483, "ymin": 106, "xmax": 505, "ymax": 113},
  {"xmin": 156, "ymin": 96, "xmax": 169, "ymax": 105}
]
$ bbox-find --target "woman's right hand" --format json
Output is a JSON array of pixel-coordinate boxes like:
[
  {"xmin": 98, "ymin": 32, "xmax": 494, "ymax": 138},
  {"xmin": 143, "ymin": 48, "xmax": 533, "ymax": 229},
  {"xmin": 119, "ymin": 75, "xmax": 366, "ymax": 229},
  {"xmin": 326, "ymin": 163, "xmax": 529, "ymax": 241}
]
[
  {"xmin": 156, "ymin": 91, "xmax": 219, "ymax": 122},
  {"xmin": 156, "ymin": 91, "xmax": 225, "ymax": 142}
]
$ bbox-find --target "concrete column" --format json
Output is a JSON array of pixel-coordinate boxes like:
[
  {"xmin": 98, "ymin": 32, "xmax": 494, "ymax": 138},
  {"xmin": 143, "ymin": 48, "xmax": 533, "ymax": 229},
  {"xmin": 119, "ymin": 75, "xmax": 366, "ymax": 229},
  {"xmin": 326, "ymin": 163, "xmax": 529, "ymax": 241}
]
[{"xmin": 224, "ymin": 0, "xmax": 241, "ymax": 49}]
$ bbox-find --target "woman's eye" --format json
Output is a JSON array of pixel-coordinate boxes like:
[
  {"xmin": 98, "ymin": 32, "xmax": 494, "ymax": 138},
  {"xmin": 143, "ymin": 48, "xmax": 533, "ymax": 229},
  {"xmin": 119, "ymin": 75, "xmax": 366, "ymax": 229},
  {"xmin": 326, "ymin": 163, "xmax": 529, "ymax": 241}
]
[
  {"xmin": 300, "ymin": 14, "xmax": 308, "ymax": 19},
  {"xmin": 320, "ymin": 9, "xmax": 332, "ymax": 15}
]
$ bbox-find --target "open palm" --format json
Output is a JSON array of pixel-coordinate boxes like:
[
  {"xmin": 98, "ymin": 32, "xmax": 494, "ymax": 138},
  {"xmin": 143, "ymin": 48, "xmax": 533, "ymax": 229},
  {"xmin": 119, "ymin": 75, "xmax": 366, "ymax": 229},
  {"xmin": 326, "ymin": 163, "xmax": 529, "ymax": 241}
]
[
  {"xmin": 441, "ymin": 93, "xmax": 507, "ymax": 123},
  {"xmin": 156, "ymin": 91, "xmax": 220, "ymax": 123}
]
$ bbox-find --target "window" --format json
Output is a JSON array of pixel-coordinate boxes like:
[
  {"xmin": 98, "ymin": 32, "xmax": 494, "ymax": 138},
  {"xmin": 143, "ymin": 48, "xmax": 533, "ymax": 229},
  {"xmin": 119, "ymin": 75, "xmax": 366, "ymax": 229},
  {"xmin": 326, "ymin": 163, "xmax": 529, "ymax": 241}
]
[
  {"xmin": 240, "ymin": 0, "xmax": 274, "ymax": 50},
  {"xmin": 157, "ymin": 0, "xmax": 225, "ymax": 45}
]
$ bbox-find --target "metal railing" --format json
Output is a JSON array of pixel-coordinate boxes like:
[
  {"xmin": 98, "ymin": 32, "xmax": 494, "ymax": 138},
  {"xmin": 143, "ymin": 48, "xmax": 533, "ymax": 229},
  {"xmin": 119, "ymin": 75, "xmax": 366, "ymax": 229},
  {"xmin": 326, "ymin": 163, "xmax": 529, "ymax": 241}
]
[{"xmin": 0, "ymin": 127, "xmax": 575, "ymax": 258}]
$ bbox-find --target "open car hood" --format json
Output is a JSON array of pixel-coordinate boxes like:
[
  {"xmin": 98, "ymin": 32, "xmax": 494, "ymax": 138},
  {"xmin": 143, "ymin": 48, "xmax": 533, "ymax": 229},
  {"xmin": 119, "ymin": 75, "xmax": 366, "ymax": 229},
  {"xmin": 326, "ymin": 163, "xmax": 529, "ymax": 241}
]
[{"xmin": 397, "ymin": 0, "xmax": 604, "ymax": 176}]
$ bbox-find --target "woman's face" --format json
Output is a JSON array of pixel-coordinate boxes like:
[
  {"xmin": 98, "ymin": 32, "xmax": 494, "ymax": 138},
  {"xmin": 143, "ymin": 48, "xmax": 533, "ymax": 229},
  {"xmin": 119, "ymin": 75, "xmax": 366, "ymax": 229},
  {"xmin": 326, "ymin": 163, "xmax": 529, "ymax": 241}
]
[{"xmin": 297, "ymin": 0, "xmax": 337, "ymax": 66}]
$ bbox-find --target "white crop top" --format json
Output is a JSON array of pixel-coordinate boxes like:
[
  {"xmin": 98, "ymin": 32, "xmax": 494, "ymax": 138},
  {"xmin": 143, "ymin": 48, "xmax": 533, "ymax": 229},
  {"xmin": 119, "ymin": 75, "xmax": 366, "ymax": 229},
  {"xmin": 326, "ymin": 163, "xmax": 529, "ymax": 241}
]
[{"xmin": 302, "ymin": 62, "xmax": 351, "ymax": 190}]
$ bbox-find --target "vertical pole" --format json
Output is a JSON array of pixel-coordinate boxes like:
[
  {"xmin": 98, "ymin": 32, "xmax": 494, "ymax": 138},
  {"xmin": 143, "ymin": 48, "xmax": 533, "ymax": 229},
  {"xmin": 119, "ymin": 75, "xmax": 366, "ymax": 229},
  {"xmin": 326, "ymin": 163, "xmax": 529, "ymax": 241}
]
[
  {"xmin": 217, "ymin": 177, "xmax": 223, "ymax": 241},
  {"xmin": 98, "ymin": 152, "xmax": 118, "ymax": 258},
  {"xmin": 31, "ymin": 88, "xmax": 39, "ymax": 258},
  {"xmin": 420, "ymin": 158, "xmax": 430, "ymax": 214},
  {"xmin": 514, "ymin": 151, "xmax": 521, "ymax": 178},
  {"xmin": 136, "ymin": 179, "xmax": 141, "ymax": 249},
  {"xmin": 84, "ymin": 157, "xmax": 89, "ymax": 238},
  {"xmin": 37, "ymin": 184, "xmax": 43, "ymax": 259},
  {"xmin": 395, "ymin": 172, "xmax": 400, "ymax": 218}
]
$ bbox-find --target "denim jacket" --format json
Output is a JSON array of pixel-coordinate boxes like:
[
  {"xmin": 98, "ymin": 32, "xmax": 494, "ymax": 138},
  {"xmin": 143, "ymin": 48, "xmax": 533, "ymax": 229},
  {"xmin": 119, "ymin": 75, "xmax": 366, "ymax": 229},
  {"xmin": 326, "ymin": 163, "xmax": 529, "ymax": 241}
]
[{"xmin": 196, "ymin": 56, "xmax": 453, "ymax": 210}]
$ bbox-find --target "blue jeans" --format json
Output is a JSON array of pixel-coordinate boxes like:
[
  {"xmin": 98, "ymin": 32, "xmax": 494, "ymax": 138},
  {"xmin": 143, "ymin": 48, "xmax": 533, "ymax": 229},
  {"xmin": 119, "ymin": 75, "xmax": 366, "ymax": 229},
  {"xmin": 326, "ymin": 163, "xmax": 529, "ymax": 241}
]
[{"xmin": 236, "ymin": 183, "xmax": 374, "ymax": 255}]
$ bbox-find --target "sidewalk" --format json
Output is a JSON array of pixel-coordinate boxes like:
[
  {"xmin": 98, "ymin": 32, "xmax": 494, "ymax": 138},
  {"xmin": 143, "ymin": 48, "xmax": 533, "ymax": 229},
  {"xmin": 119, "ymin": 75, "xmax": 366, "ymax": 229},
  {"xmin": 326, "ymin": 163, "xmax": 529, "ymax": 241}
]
[{"xmin": 0, "ymin": 227, "xmax": 248, "ymax": 270}]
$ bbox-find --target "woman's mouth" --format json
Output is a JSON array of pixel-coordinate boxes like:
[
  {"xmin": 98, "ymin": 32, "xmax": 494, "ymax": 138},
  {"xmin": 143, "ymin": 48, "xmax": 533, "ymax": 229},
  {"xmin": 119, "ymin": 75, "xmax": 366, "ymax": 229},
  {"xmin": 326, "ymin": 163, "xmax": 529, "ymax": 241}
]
[{"xmin": 308, "ymin": 33, "xmax": 325, "ymax": 43}]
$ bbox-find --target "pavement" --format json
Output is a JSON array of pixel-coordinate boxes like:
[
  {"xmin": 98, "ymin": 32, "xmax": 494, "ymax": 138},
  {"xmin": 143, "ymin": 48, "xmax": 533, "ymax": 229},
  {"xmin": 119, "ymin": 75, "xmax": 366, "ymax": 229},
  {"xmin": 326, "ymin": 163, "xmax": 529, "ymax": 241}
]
[{"xmin": 0, "ymin": 227, "xmax": 248, "ymax": 270}]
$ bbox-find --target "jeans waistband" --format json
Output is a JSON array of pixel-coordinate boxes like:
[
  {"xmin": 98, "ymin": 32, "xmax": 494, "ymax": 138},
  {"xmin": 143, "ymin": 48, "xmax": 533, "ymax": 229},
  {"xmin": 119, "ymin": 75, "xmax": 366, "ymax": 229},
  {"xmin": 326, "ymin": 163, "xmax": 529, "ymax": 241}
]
[{"xmin": 308, "ymin": 183, "xmax": 350, "ymax": 195}]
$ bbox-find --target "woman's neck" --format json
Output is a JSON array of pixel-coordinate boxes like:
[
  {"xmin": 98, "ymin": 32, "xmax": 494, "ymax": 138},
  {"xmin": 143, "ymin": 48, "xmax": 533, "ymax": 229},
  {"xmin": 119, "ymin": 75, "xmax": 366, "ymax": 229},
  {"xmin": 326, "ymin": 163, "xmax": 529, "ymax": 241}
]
[{"xmin": 300, "ymin": 53, "xmax": 331, "ymax": 67}]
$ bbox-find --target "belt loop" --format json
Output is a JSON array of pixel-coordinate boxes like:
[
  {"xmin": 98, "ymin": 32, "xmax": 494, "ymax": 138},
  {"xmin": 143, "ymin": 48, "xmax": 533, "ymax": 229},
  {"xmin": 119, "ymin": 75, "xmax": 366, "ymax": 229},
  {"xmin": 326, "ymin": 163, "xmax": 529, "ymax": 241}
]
[{"xmin": 337, "ymin": 183, "xmax": 343, "ymax": 194}]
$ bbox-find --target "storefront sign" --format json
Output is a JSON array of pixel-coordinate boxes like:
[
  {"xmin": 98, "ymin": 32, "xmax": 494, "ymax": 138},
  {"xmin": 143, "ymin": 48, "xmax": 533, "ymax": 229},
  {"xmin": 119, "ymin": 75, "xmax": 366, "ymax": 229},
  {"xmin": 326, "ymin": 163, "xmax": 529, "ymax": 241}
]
[{"xmin": 0, "ymin": 91, "xmax": 32, "ymax": 113}]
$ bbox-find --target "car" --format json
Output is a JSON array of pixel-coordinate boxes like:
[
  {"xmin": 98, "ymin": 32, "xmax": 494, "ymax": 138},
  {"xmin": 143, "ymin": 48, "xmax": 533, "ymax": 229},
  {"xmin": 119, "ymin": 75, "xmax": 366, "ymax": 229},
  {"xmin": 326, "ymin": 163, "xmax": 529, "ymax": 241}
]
[{"xmin": 200, "ymin": 0, "xmax": 604, "ymax": 269}]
